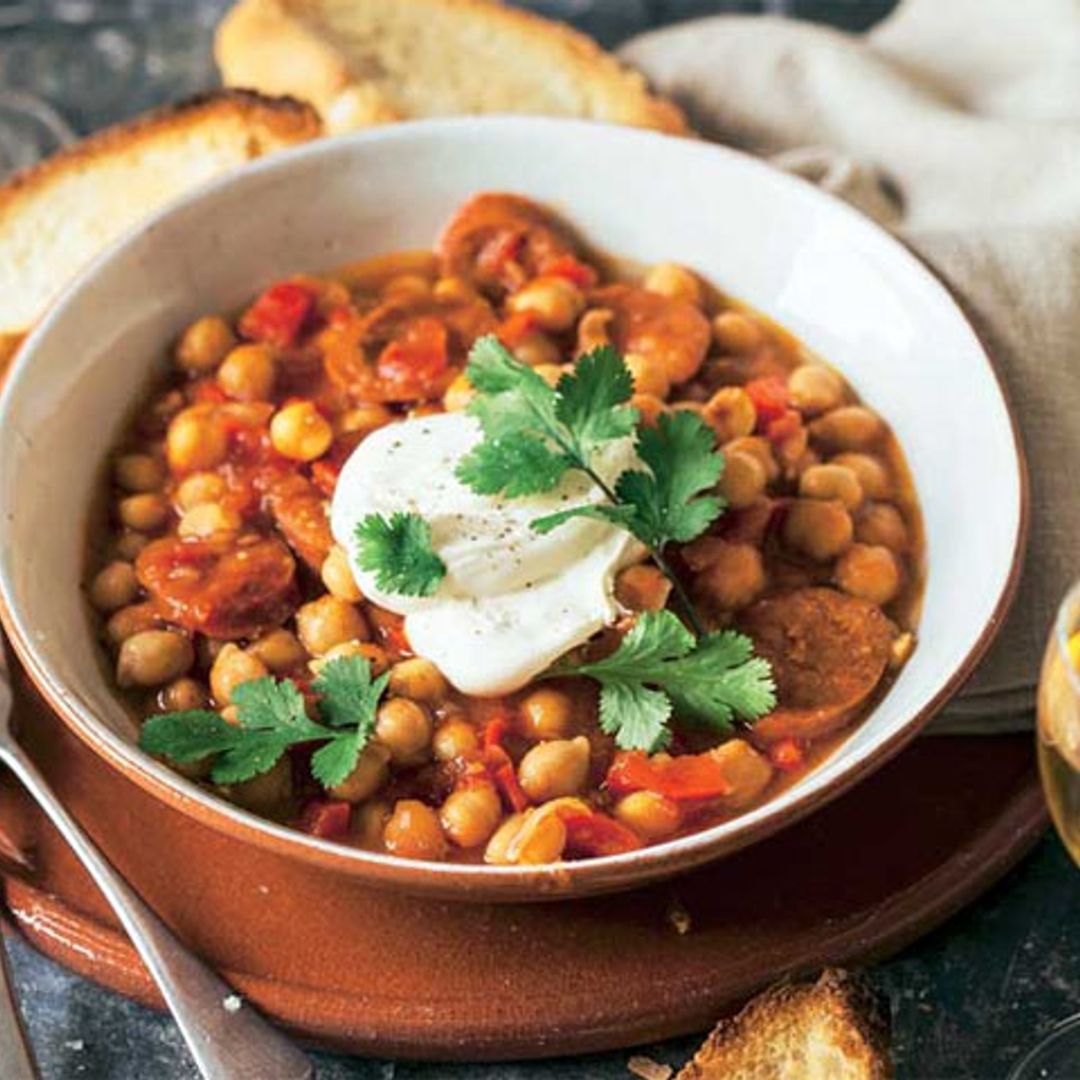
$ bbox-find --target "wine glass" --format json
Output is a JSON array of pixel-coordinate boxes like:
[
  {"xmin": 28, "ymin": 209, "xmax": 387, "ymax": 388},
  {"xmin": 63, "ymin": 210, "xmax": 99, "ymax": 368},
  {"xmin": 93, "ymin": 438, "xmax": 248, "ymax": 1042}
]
[{"xmin": 1008, "ymin": 581, "xmax": 1080, "ymax": 1079}]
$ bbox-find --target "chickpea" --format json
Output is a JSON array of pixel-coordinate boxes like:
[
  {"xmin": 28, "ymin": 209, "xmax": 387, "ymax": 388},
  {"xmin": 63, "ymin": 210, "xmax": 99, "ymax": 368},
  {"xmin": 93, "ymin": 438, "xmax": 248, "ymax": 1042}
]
[
  {"xmin": 166, "ymin": 408, "xmax": 228, "ymax": 472},
  {"xmin": 632, "ymin": 393, "xmax": 667, "ymax": 427},
  {"xmin": 519, "ymin": 687, "xmax": 575, "ymax": 740},
  {"xmin": 105, "ymin": 602, "xmax": 160, "ymax": 645},
  {"xmin": 353, "ymin": 800, "xmax": 390, "ymax": 850},
  {"xmin": 517, "ymin": 736, "xmax": 590, "ymax": 803},
  {"xmin": 296, "ymin": 595, "xmax": 369, "ymax": 656},
  {"xmin": 836, "ymin": 543, "xmax": 901, "ymax": 605},
  {"xmin": 432, "ymin": 717, "xmax": 481, "ymax": 762},
  {"xmin": 788, "ymin": 364, "xmax": 844, "ymax": 415},
  {"xmin": 712, "ymin": 311, "xmax": 763, "ymax": 354},
  {"xmin": 384, "ymin": 800, "xmax": 447, "ymax": 861},
  {"xmin": 217, "ymin": 343, "xmax": 276, "ymax": 402},
  {"xmin": 832, "ymin": 452, "xmax": 891, "ymax": 500},
  {"xmin": 88, "ymin": 561, "xmax": 139, "ymax": 613},
  {"xmin": 442, "ymin": 372, "xmax": 475, "ymax": 412},
  {"xmin": 504, "ymin": 806, "xmax": 568, "ymax": 865},
  {"xmin": 532, "ymin": 363, "xmax": 566, "ymax": 388},
  {"xmin": 625, "ymin": 352, "xmax": 670, "ymax": 399},
  {"xmin": 210, "ymin": 644, "xmax": 269, "ymax": 705},
  {"xmin": 248, "ymin": 629, "xmax": 307, "ymax": 674},
  {"xmin": 310, "ymin": 640, "xmax": 390, "ymax": 677},
  {"xmin": 159, "ymin": 677, "xmax": 208, "ymax": 713},
  {"xmin": 175, "ymin": 315, "xmax": 236, "ymax": 374},
  {"xmin": 321, "ymin": 545, "xmax": 363, "ymax": 602},
  {"xmin": 175, "ymin": 471, "xmax": 226, "ymax": 511},
  {"xmin": 433, "ymin": 276, "xmax": 478, "ymax": 304},
  {"xmin": 644, "ymin": 262, "xmax": 703, "ymax": 306},
  {"xmin": 693, "ymin": 541, "xmax": 766, "ymax": 611},
  {"xmin": 712, "ymin": 740, "xmax": 773, "ymax": 808},
  {"xmin": 724, "ymin": 435, "xmax": 778, "ymax": 482},
  {"xmin": 615, "ymin": 791, "xmax": 681, "ymax": 842},
  {"xmin": 270, "ymin": 401, "xmax": 333, "ymax": 462},
  {"xmin": 441, "ymin": 784, "xmax": 503, "ymax": 848},
  {"xmin": 576, "ymin": 308, "xmax": 613, "ymax": 354},
  {"xmin": 719, "ymin": 450, "xmax": 767, "ymax": 510},
  {"xmin": 506, "ymin": 276, "xmax": 584, "ymax": 332},
  {"xmin": 810, "ymin": 406, "xmax": 884, "ymax": 451},
  {"xmin": 484, "ymin": 812, "xmax": 529, "ymax": 865},
  {"xmin": 337, "ymin": 403, "xmax": 394, "ymax": 437},
  {"xmin": 117, "ymin": 630, "xmax": 194, "ymax": 688},
  {"xmin": 512, "ymin": 331, "xmax": 562, "ymax": 368},
  {"xmin": 227, "ymin": 758, "xmax": 292, "ymax": 816},
  {"xmin": 114, "ymin": 453, "xmax": 165, "ymax": 494},
  {"xmin": 855, "ymin": 502, "xmax": 910, "ymax": 553},
  {"xmin": 891, "ymin": 631, "xmax": 916, "ymax": 669},
  {"xmin": 178, "ymin": 502, "xmax": 242, "ymax": 539},
  {"xmin": 615, "ymin": 563, "xmax": 673, "ymax": 612},
  {"xmin": 113, "ymin": 531, "xmax": 149, "ymax": 561},
  {"xmin": 375, "ymin": 698, "xmax": 432, "ymax": 763},
  {"xmin": 799, "ymin": 463, "xmax": 863, "ymax": 510},
  {"xmin": 383, "ymin": 273, "xmax": 431, "ymax": 300},
  {"xmin": 388, "ymin": 658, "xmax": 448, "ymax": 703},
  {"xmin": 703, "ymin": 387, "xmax": 756, "ymax": 443},
  {"xmin": 117, "ymin": 493, "xmax": 168, "ymax": 533},
  {"xmin": 330, "ymin": 743, "xmax": 390, "ymax": 803},
  {"xmin": 783, "ymin": 498, "xmax": 854, "ymax": 561}
]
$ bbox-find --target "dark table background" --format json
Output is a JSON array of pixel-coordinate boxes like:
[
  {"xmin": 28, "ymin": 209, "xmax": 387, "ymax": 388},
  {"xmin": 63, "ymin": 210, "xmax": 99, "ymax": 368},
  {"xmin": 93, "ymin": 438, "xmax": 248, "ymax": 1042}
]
[{"xmin": 1, "ymin": 2, "xmax": 1074, "ymax": 1077}]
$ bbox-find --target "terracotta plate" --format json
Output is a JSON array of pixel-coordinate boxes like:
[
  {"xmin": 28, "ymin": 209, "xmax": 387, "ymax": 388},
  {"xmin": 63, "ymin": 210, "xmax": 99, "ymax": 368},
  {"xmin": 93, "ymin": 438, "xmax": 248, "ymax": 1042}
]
[{"xmin": 0, "ymin": 661, "xmax": 1045, "ymax": 1060}]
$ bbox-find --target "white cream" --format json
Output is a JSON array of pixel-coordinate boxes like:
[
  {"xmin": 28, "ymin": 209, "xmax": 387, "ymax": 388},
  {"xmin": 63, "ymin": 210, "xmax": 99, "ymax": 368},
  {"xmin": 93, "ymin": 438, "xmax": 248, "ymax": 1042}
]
[{"xmin": 330, "ymin": 411, "xmax": 643, "ymax": 695}]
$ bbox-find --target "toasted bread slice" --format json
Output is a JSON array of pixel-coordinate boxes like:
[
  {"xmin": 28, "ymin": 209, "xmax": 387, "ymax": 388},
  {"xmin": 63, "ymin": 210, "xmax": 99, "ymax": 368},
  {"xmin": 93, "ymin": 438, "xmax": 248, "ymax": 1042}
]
[
  {"xmin": 214, "ymin": 0, "xmax": 686, "ymax": 135},
  {"xmin": 678, "ymin": 970, "xmax": 893, "ymax": 1080},
  {"xmin": 0, "ymin": 89, "xmax": 321, "ymax": 342}
]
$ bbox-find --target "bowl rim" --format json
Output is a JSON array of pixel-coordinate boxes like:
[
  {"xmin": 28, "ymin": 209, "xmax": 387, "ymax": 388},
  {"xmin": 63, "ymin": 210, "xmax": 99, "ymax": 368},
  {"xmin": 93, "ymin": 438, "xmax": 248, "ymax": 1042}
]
[{"xmin": 0, "ymin": 116, "xmax": 1030, "ymax": 900}]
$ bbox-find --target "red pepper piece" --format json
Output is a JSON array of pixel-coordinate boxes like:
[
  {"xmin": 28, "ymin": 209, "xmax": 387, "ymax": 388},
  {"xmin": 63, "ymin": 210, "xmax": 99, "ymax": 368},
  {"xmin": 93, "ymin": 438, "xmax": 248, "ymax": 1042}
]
[
  {"xmin": 495, "ymin": 310, "xmax": 540, "ymax": 348},
  {"xmin": 298, "ymin": 799, "xmax": 352, "ymax": 839},
  {"xmin": 542, "ymin": 255, "xmax": 598, "ymax": 289},
  {"xmin": 375, "ymin": 317, "xmax": 450, "ymax": 400},
  {"xmin": 481, "ymin": 717, "xmax": 529, "ymax": 811},
  {"xmin": 561, "ymin": 809, "xmax": 643, "ymax": 857},
  {"xmin": 605, "ymin": 750, "xmax": 735, "ymax": 802},
  {"xmin": 745, "ymin": 376, "xmax": 790, "ymax": 429},
  {"xmin": 765, "ymin": 408, "xmax": 802, "ymax": 446},
  {"xmin": 240, "ymin": 281, "xmax": 317, "ymax": 349},
  {"xmin": 768, "ymin": 738, "xmax": 806, "ymax": 772},
  {"xmin": 190, "ymin": 379, "xmax": 228, "ymax": 405}
]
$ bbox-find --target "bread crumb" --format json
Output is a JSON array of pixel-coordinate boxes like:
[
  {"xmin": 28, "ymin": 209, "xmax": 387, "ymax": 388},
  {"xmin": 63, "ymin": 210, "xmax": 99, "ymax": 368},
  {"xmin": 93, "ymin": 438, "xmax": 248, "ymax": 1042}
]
[
  {"xmin": 667, "ymin": 897, "xmax": 692, "ymax": 935},
  {"xmin": 63, "ymin": 1039, "xmax": 85, "ymax": 1052},
  {"xmin": 223, "ymin": 994, "xmax": 243, "ymax": 1013},
  {"xmin": 628, "ymin": 1054, "xmax": 673, "ymax": 1080}
]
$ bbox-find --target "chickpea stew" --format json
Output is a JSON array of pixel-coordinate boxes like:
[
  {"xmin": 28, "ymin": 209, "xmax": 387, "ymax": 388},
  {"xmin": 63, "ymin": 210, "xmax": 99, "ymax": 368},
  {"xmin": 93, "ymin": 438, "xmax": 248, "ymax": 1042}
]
[{"xmin": 86, "ymin": 193, "xmax": 923, "ymax": 865}]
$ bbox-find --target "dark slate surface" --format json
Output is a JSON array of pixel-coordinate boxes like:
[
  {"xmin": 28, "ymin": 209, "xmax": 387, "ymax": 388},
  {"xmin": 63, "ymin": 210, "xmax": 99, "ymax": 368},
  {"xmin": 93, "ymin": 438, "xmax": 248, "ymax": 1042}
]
[{"xmin": 4, "ymin": 2, "xmax": 1074, "ymax": 1078}]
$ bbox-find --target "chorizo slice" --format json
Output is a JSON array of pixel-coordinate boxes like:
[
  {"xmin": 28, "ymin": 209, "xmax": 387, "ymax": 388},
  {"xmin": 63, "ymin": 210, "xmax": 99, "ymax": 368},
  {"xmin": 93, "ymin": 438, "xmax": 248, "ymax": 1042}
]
[
  {"xmin": 738, "ymin": 587, "xmax": 895, "ymax": 742},
  {"xmin": 591, "ymin": 284, "xmax": 710, "ymax": 384},
  {"xmin": 137, "ymin": 535, "xmax": 298, "ymax": 641},
  {"xmin": 436, "ymin": 193, "xmax": 581, "ymax": 297},
  {"xmin": 265, "ymin": 473, "xmax": 334, "ymax": 571}
]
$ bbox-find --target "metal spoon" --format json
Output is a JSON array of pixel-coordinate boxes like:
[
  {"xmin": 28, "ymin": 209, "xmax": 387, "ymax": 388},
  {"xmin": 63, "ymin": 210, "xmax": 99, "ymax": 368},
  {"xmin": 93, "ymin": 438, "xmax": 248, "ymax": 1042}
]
[{"xmin": 0, "ymin": 644, "xmax": 313, "ymax": 1080}]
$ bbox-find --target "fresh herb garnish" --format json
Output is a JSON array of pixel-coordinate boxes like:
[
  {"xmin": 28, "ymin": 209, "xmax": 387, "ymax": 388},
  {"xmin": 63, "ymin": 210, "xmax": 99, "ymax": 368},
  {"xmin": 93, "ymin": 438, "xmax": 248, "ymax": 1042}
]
[
  {"xmin": 139, "ymin": 656, "xmax": 389, "ymax": 789},
  {"xmin": 353, "ymin": 510, "xmax": 446, "ymax": 598},
  {"xmin": 549, "ymin": 610, "xmax": 776, "ymax": 753}
]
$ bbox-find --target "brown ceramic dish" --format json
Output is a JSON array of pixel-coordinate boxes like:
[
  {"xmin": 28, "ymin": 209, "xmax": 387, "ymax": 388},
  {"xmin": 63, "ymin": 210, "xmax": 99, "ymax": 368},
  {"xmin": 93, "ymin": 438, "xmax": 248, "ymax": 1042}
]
[{"xmin": 0, "ymin": 119, "xmax": 1026, "ymax": 901}]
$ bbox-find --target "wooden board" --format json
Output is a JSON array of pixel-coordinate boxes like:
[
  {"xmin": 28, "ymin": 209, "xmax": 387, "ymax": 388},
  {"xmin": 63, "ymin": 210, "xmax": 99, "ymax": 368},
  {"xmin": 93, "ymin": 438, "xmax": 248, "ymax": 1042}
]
[{"xmin": 0, "ymin": 664, "xmax": 1046, "ymax": 1060}]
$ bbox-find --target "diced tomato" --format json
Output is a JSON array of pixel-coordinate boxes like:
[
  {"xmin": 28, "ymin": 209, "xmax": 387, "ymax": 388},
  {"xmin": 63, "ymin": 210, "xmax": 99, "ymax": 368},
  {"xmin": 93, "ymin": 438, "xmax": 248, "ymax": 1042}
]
[
  {"xmin": 482, "ymin": 716, "xmax": 511, "ymax": 751},
  {"xmin": 542, "ymin": 255, "xmax": 598, "ymax": 290},
  {"xmin": 298, "ymin": 799, "xmax": 352, "ymax": 839},
  {"xmin": 765, "ymin": 408, "xmax": 802, "ymax": 445},
  {"xmin": 480, "ymin": 718, "xmax": 529, "ymax": 811},
  {"xmin": 310, "ymin": 459, "xmax": 340, "ymax": 498},
  {"xmin": 375, "ymin": 317, "xmax": 450, "ymax": 400},
  {"xmin": 495, "ymin": 311, "xmax": 539, "ymax": 348},
  {"xmin": 605, "ymin": 750, "xmax": 735, "ymax": 802},
  {"xmin": 240, "ymin": 281, "xmax": 317, "ymax": 349},
  {"xmin": 561, "ymin": 809, "xmax": 643, "ymax": 857},
  {"xmin": 745, "ymin": 376, "xmax": 789, "ymax": 429},
  {"xmin": 190, "ymin": 379, "xmax": 228, "ymax": 405},
  {"xmin": 768, "ymin": 738, "xmax": 806, "ymax": 772}
]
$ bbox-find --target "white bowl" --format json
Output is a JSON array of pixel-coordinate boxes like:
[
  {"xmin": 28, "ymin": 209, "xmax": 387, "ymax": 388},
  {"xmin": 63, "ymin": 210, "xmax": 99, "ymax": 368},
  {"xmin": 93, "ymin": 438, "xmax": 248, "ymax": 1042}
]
[{"xmin": 0, "ymin": 118, "xmax": 1026, "ymax": 900}]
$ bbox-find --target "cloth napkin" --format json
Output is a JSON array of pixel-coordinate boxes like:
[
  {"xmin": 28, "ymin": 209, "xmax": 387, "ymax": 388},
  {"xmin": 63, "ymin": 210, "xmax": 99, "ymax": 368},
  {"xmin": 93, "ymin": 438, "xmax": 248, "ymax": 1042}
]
[{"xmin": 621, "ymin": 0, "xmax": 1080, "ymax": 732}]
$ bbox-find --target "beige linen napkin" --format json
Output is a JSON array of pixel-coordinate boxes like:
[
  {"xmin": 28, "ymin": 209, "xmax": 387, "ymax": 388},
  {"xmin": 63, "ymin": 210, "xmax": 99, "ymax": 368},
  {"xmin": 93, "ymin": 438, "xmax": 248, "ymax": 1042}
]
[{"xmin": 622, "ymin": 0, "xmax": 1080, "ymax": 731}]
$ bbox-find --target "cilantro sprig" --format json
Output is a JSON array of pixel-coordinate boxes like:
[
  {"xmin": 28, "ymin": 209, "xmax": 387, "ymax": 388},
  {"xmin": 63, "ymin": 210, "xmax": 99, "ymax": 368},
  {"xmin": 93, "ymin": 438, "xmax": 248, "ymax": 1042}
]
[
  {"xmin": 549, "ymin": 610, "xmax": 776, "ymax": 753},
  {"xmin": 353, "ymin": 510, "xmax": 446, "ymax": 598},
  {"xmin": 139, "ymin": 656, "xmax": 389, "ymax": 789}
]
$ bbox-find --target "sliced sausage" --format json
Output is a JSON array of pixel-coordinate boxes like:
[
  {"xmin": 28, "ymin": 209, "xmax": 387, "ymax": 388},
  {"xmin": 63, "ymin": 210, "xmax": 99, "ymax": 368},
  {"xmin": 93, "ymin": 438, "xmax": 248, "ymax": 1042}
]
[
  {"xmin": 436, "ymin": 193, "xmax": 581, "ymax": 297},
  {"xmin": 591, "ymin": 284, "xmax": 710, "ymax": 384},
  {"xmin": 265, "ymin": 473, "xmax": 334, "ymax": 571},
  {"xmin": 137, "ymin": 534, "xmax": 298, "ymax": 641},
  {"xmin": 738, "ymin": 587, "xmax": 895, "ymax": 742}
]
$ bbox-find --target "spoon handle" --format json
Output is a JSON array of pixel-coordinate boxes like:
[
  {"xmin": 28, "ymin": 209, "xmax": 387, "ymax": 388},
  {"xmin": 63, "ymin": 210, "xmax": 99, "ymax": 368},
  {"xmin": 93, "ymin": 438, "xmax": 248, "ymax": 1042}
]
[{"xmin": 0, "ymin": 741, "xmax": 312, "ymax": 1080}]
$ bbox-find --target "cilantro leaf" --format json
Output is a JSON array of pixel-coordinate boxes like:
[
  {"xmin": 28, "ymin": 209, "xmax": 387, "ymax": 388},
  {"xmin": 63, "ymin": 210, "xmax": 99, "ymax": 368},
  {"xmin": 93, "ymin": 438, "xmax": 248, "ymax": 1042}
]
[
  {"xmin": 554, "ymin": 346, "xmax": 637, "ymax": 459},
  {"xmin": 550, "ymin": 611, "xmax": 775, "ymax": 750},
  {"xmin": 138, "ymin": 658, "xmax": 394, "ymax": 791},
  {"xmin": 455, "ymin": 434, "xmax": 570, "ymax": 497},
  {"xmin": 354, "ymin": 511, "xmax": 446, "ymax": 598}
]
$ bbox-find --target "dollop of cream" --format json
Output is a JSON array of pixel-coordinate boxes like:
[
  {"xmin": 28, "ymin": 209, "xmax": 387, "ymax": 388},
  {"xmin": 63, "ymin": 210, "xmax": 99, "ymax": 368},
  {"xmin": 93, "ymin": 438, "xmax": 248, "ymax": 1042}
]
[{"xmin": 330, "ymin": 411, "xmax": 642, "ymax": 695}]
